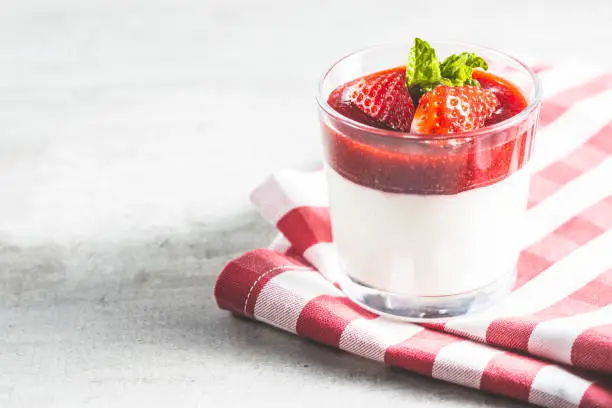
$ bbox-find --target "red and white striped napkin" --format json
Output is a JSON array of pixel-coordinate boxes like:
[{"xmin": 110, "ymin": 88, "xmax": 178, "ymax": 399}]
[{"xmin": 215, "ymin": 63, "xmax": 612, "ymax": 408}]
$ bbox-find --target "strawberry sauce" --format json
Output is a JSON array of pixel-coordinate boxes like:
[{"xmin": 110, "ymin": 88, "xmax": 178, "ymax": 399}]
[{"xmin": 323, "ymin": 68, "xmax": 532, "ymax": 195}]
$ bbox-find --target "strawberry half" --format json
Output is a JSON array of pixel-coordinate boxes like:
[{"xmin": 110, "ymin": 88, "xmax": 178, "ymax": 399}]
[
  {"xmin": 342, "ymin": 69, "xmax": 415, "ymax": 132},
  {"xmin": 410, "ymin": 85, "xmax": 498, "ymax": 134}
]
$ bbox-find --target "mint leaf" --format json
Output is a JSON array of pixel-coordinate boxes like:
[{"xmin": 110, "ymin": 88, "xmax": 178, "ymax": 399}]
[
  {"xmin": 440, "ymin": 52, "xmax": 488, "ymax": 86},
  {"xmin": 405, "ymin": 38, "xmax": 441, "ymax": 104},
  {"xmin": 405, "ymin": 40, "xmax": 489, "ymax": 104}
]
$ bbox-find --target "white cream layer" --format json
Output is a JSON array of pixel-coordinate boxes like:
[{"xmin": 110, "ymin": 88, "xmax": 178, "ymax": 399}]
[{"xmin": 326, "ymin": 165, "xmax": 530, "ymax": 297}]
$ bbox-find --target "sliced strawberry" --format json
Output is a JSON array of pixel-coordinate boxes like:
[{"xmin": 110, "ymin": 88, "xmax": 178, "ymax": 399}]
[
  {"xmin": 329, "ymin": 68, "xmax": 415, "ymax": 132},
  {"xmin": 410, "ymin": 85, "xmax": 498, "ymax": 134}
]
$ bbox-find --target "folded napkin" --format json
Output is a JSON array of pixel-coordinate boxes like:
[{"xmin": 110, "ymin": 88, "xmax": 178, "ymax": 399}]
[{"xmin": 215, "ymin": 63, "xmax": 612, "ymax": 408}]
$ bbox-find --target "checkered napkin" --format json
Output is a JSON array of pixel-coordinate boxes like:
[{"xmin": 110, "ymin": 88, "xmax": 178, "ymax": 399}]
[{"xmin": 215, "ymin": 63, "xmax": 612, "ymax": 408}]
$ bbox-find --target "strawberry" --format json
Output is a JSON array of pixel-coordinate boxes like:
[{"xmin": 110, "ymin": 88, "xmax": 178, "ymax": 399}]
[
  {"xmin": 328, "ymin": 38, "xmax": 498, "ymax": 134},
  {"xmin": 344, "ymin": 69, "xmax": 415, "ymax": 132},
  {"xmin": 410, "ymin": 85, "xmax": 498, "ymax": 134}
]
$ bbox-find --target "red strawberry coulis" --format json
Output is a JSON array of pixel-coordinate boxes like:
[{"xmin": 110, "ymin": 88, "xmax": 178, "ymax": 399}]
[{"xmin": 323, "ymin": 67, "xmax": 532, "ymax": 195}]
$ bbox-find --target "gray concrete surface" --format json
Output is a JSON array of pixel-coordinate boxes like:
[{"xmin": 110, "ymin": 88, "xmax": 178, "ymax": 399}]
[{"xmin": 1, "ymin": 0, "xmax": 611, "ymax": 406}]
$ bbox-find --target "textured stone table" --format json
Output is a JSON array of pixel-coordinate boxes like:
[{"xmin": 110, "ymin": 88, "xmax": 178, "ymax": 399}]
[{"xmin": 1, "ymin": 1, "xmax": 611, "ymax": 407}]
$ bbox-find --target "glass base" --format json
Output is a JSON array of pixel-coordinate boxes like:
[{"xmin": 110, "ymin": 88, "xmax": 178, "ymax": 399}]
[{"xmin": 339, "ymin": 268, "xmax": 516, "ymax": 322}]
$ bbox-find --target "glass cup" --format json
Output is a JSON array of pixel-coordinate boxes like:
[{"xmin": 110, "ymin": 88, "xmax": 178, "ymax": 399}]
[{"xmin": 317, "ymin": 42, "xmax": 542, "ymax": 321}]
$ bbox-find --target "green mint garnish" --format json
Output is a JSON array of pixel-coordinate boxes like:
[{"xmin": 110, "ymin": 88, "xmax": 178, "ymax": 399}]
[
  {"xmin": 405, "ymin": 38, "xmax": 445, "ymax": 102},
  {"xmin": 405, "ymin": 38, "xmax": 489, "ymax": 105},
  {"xmin": 440, "ymin": 52, "xmax": 488, "ymax": 86}
]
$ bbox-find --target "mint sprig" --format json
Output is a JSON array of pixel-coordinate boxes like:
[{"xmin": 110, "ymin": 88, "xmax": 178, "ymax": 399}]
[
  {"xmin": 405, "ymin": 38, "xmax": 488, "ymax": 105},
  {"xmin": 440, "ymin": 52, "xmax": 488, "ymax": 86}
]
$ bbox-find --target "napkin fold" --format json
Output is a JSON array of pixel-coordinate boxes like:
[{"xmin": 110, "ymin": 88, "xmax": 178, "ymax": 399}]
[{"xmin": 215, "ymin": 63, "xmax": 612, "ymax": 408}]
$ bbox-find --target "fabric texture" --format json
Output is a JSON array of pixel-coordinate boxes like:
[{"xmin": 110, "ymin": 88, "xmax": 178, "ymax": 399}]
[{"xmin": 215, "ymin": 63, "xmax": 612, "ymax": 408}]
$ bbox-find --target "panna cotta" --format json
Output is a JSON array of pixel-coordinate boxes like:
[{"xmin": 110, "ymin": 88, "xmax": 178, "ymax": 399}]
[{"xmin": 317, "ymin": 39, "xmax": 542, "ymax": 319}]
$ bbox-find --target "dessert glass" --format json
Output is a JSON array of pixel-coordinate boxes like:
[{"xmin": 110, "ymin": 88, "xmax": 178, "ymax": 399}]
[{"xmin": 317, "ymin": 42, "xmax": 542, "ymax": 321}]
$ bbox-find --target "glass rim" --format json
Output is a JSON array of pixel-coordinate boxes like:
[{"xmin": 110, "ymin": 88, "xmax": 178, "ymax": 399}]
[{"xmin": 316, "ymin": 41, "xmax": 543, "ymax": 141}]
